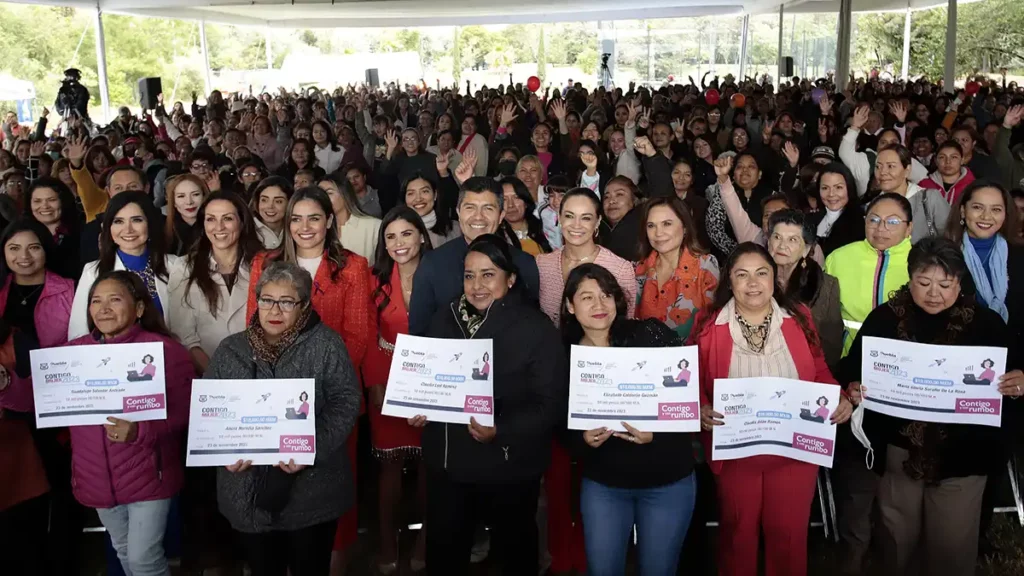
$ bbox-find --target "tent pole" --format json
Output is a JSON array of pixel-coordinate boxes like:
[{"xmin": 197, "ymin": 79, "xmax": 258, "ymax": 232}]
[
  {"xmin": 777, "ymin": 4, "xmax": 784, "ymax": 87},
  {"xmin": 94, "ymin": 6, "xmax": 110, "ymax": 123},
  {"xmin": 739, "ymin": 14, "xmax": 749, "ymax": 81},
  {"xmin": 199, "ymin": 20, "xmax": 212, "ymax": 97},
  {"xmin": 943, "ymin": 0, "xmax": 957, "ymax": 92},
  {"xmin": 836, "ymin": 0, "xmax": 852, "ymax": 91},
  {"xmin": 266, "ymin": 28, "xmax": 273, "ymax": 70},
  {"xmin": 901, "ymin": 4, "xmax": 912, "ymax": 81}
]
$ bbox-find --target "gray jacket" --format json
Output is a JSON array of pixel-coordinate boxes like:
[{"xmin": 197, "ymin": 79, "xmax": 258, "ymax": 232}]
[
  {"xmin": 208, "ymin": 317, "xmax": 360, "ymax": 533},
  {"xmin": 907, "ymin": 183, "xmax": 950, "ymax": 245}
]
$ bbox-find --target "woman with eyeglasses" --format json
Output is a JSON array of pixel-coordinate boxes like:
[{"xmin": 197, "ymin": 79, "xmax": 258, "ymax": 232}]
[
  {"xmin": 235, "ymin": 159, "xmax": 266, "ymax": 201},
  {"xmin": 211, "ymin": 261, "xmax": 360, "ymax": 576},
  {"xmin": 364, "ymin": 206, "xmax": 433, "ymax": 574},
  {"xmin": 245, "ymin": 186, "xmax": 374, "ymax": 574},
  {"xmin": 383, "ymin": 127, "xmax": 440, "ymax": 192}
]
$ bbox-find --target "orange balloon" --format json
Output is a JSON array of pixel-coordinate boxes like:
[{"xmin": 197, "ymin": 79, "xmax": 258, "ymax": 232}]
[{"xmin": 731, "ymin": 93, "xmax": 746, "ymax": 108}]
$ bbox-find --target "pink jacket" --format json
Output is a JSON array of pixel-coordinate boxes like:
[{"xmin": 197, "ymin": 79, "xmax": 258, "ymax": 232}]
[
  {"xmin": 918, "ymin": 168, "xmax": 975, "ymax": 206},
  {"xmin": 536, "ymin": 246, "xmax": 637, "ymax": 325},
  {"xmin": 67, "ymin": 326, "xmax": 194, "ymax": 509},
  {"xmin": 0, "ymin": 272, "xmax": 74, "ymax": 413}
]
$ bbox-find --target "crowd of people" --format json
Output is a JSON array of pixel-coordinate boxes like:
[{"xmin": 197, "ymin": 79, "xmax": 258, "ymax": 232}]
[{"xmin": 1, "ymin": 69, "xmax": 1024, "ymax": 576}]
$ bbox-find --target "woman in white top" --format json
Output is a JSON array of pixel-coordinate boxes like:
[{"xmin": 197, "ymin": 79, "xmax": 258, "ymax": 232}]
[
  {"xmin": 312, "ymin": 120, "xmax": 344, "ymax": 175},
  {"xmin": 250, "ymin": 176, "xmax": 293, "ymax": 250},
  {"xmin": 168, "ymin": 191, "xmax": 264, "ymax": 373},
  {"xmin": 402, "ymin": 169, "xmax": 461, "ymax": 248},
  {"xmin": 69, "ymin": 191, "xmax": 185, "ymax": 340},
  {"xmin": 318, "ymin": 174, "xmax": 382, "ymax": 262}
]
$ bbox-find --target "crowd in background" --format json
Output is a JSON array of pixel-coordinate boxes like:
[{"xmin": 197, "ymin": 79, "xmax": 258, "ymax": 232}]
[{"xmin": 2, "ymin": 69, "xmax": 1024, "ymax": 576}]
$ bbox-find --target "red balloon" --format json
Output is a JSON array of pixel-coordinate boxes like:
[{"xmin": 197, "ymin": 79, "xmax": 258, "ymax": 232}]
[
  {"xmin": 668, "ymin": 74, "xmax": 675, "ymax": 82},
  {"xmin": 730, "ymin": 93, "xmax": 746, "ymax": 108},
  {"xmin": 527, "ymin": 76, "xmax": 541, "ymax": 92},
  {"xmin": 965, "ymin": 81, "xmax": 981, "ymax": 95},
  {"xmin": 705, "ymin": 89, "xmax": 721, "ymax": 106}
]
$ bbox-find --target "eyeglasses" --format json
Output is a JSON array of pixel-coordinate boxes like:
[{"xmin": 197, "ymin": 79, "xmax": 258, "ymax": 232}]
[
  {"xmin": 191, "ymin": 162, "xmax": 211, "ymax": 171},
  {"xmin": 242, "ymin": 171, "xmax": 261, "ymax": 178},
  {"xmin": 402, "ymin": 136, "xmax": 419, "ymax": 143},
  {"xmin": 866, "ymin": 215, "xmax": 907, "ymax": 229},
  {"xmin": 257, "ymin": 297, "xmax": 303, "ymax": 312}
]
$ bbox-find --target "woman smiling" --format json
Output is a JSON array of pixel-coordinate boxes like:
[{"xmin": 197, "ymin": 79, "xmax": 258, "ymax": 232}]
[
  {"xmin": 250, "ymin": 177, "xmax": 293, "ymax": 250},
  {"xmin": 402, "ymin": 171, "xmax": 460, "ymax": 248},
  {"xmin": 69, "ymin": 191, "xmax": 185, "ymax": 340},
  {"xmin": 25, "ymin": 178, "xmax": 81, "ymax": 279},
  {"xmin": 164, "ymin": 174, "xmax": 210, "ymax": 256}
]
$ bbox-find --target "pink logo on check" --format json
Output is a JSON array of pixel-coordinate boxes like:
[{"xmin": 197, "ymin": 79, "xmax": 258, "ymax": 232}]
[
  {"xmin": 464, "ymin": 395, "xmax": 493, "ymax": 414},
  {"xmin": 657, "ymin": 402, "xmax": 699, "ymax": 420},
  {"xmin": 792, "ymin": 433, "xmax": 834, "ymax": 456},
  {"xmin": 955, "ymin": 398, "xmax": 1000, "ymax": 415},
  {"xmin": 280, "ymin": 435, "xmax": 315, "ymax": 453},
  {"xmin": 123, "ymin": 394, "xmax": 165, "ymax": 413}
]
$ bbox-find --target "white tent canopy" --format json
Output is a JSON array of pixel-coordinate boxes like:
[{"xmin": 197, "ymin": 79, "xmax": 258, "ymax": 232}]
[
  {"xmin": 13, "ymin": 0, "xmax": 974, "ymax": 27},
  {"xmin": 0, "ymin": 75, "xmax": 36, "ymax": 101}
]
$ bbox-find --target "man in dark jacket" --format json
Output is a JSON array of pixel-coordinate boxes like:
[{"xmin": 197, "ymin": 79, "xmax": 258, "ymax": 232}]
[{"xmin": 408, "ymin": 177, "xmax": 540, "ymax": 335}]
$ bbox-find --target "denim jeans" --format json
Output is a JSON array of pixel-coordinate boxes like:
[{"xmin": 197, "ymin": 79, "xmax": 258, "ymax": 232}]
[
  {"xmin": 95, "ymin": 498, "xmax": 173, "ymax": 576},
  {"xmin": 580, "ymin": 473, "xmax": 697, "ymax": 576}
]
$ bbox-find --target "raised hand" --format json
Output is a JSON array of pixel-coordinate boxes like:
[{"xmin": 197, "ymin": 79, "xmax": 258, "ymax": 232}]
[
  {"xmin": 888, "ymin": 100, "xmax": 908, "ymax": 124},
  {"xmin": 818, "ymin": 117, "xmax": 829, "ymax": 141},
  {"xmin": 550, "ymin": 99, "xmax": 567, "ymax": 121},
  {"xmin": 435, "ymin": 150, "xmax": 451, "ymax": 176},
  {"xmin": 819, "ymin": 96, "xmax": 833, "ymax": 117},
  {"xmin": 454, "ymin": 147, "xmax": 477, "ymax": 184},
  {"xmin": 67, "ymin": 134, "xmax": 88, "ymax": 165},
  {"xmin": 782, "ymin": 141, "xmax": 800, "ymax": 168},
  {"xmin": 1004, "ymin": 105, "xmax": 1024, "ymax": 129},
  {"xmin": 384, "ymin": 129, "xmax": 399, "ymax": 151},
  {"xmin": 851, "ymin": 105, "xmax": 870, "ymax": 131},
  {"xmin": 30, "ymin": 141, "xmax": 45, "ymax": 157},
  {"xmin": 633, "ymin": 135, "xmax": 656, "ymax": 157},
  {"xmin": 638, "ymin": 108, "xmax": 652, "ymax": 130},
  {"xmin": 714, "ymin": 155, "xmax": 733, "ymax": 182}
]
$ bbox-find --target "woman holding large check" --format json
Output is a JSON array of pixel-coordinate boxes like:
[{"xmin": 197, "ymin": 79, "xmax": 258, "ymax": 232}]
[
  {"xmin": 692, "ymin": 242, "xmax": 849, "ymax": 576},
  {"xmin": 420, "ymin": 234, "xmax": 567, "ymax": 575},
  {"xmin": 207, "ymin": 261, "xmax": 361, "ymax": 575},
  {"xmin": 66, "ymin": 270, "xmax": 194, "ymax": 576},
  {"xmin": 562, "ymin": 263, "xmax": 697, "ymax": 576},
  {"xmin": 841, "ymin": 238, "xmax": 1024, "ymax": 576}
]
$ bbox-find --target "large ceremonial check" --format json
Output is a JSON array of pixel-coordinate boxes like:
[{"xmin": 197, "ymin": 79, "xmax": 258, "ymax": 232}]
[
  {"xmin": 31, "ymin": 343, "xmax": 166, "ymax": 428},
  {"xmin": 567, "ymin": 344, "xmax": 701, "ymax": 432},
  {"xmin": 186, "ymin": 379, "xmax": 317, "ymax": 467},
  {"xmin": 712, "ymin": 377, "xmax": 841, "ymax": 467},
  {"xmin": 860, "ymin": 336, "xmax": 1007, "ymax": 427},
  {"xmin": 382, "ymin": 334, "xmax": 495, "ymax": 426}
]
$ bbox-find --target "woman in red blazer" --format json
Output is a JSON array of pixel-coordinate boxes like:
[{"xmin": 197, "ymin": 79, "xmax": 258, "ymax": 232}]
[
  {"xmin": 246, "ymin": 186, "xmax": 375, "ymax": 574},
  {"xmin": 688, "ymin": 242, "xmax": 851, "ymax": 576}
]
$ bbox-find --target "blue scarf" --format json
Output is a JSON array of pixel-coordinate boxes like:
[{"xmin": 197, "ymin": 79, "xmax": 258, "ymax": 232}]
[{"xmin": 962, "ymin": 235, "xmax": 1009, "ymax": 322}]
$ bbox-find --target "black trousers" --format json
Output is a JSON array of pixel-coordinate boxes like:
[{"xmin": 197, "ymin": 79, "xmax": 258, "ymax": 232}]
[
  {"xmin": 0, "ymin": 494, "xmax": 49, "ymax": 575},
  {"xmin": 234, "ymin": 519, "xmax": 337, "ymax": 576},
  {"xmin": 425, "ymin": 467, "xmax": 540, "ymax": 576}
]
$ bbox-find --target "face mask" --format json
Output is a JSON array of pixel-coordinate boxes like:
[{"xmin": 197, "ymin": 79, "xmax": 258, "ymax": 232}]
[
  {"xmin": 849, "ymin": 401, "xmax": 874, "ymax": 470},
  {"xmin": 497, "ymin": 160, "xmax": 516, "ymax": 177},
  {"xmin": 47, "ymin": 151, "xmax": 61, "ymax": 161}
]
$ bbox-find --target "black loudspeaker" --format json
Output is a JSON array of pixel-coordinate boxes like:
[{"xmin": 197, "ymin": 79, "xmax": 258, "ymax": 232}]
[
  {"xmin": 138, "ymin": 77, "xmax": 162, "ymax": 110},
  {"xmin": 365, "ymin": 69, "xmax": 380, "ymax": 88},
  {"xmin": 782, "ymin": 57, "xmax": 794, "ymax": 78}
]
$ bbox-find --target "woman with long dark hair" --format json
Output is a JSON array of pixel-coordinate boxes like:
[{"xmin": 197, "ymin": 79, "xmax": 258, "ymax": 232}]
[
  {"xmin": 319, "ymin": 173, "xmax": 381, "ymax": 262},
  {"xmin": 250, "ymin": 176, "xmax": 293, "ymax": 250},
  {"xmin": 499, "ymin": 177, "xmax": 552, "ymax": 256},
  {"xmin": 635, "ymin": 197, "xmax": 719, "ymax": 341},
  {"xmin": 164, "ymin": 174, "xmax": 210, "ymax": 256},
  {"xmin": 312, "ymin": 120, "xmax": 344, "ymax": 174},
  {"xmin": 245, "ymin": 186, "xmax": 373, "ymax": 573},
  {"xmin": 275, "ymin": 138, "xmax": 325, "ymax": 183},
  {"xmin": 24, "ymin": 178, "xmax": 82, "ymax": 279},
  {"xmin": 812, "ymin": 162, "xmax": 866, "ymax": 257},
  {"xmin": 69, "ymin": 191, "xmax": 184, "ymax": 340},
  {"xmin": 364, "ymin": 206, "xmax": 432, "ymax": 574},
  {"xmin": 561, "ymin": 263, "xmax": 697, "ymax": 576},
  {"xmin": 692, "ymin": 242, "xmax": 848, "ymax": 576},
  {"xmin": 401, "ymin": 171, "xmax": 460, "ymax": 248}
]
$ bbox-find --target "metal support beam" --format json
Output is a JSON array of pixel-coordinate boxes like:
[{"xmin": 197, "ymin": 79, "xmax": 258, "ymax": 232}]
[
  {"xmin": 93, "ymin": 7, "xmax": 110, "ymax": 123},
  {"xmin": 777, "ymin": 5, "xmax": 784, "ymax": 87},
  {"xmin": 199, "ymin": 20, "xmax": 212, "ymax": 96},
  {"xmin": 265, "ymin": 29, "xmax": 273, "ymax": 70},
  {"xmin": 943, "ymin": 0, "xmax": 957, "ymax": 92},
  {"xmin": 901, "ymin": 6, "xmax": 912, "ymax": 81},
  {"xmin": 836, "ymin": 0, "xmax": 853, "ymax": 91},
  {"xmin": 738, "ymin": 14, "xmax": 749, "ymax": 80}
]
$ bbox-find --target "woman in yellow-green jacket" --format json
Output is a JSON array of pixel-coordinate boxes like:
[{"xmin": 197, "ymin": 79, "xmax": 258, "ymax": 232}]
[
  {"xmin": 823, "ymin": 191, "xmax": 913, "ymax": 576},
  {"xmin": 824, "ymin": 192, "xmax": 914, "ymax": 357}
]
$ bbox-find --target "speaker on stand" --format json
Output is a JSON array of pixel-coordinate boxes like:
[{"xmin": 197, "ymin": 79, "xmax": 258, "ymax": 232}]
[
  {"xmin": 365, "ymin": 69, "xmax": 380, "ymax": 89},
  {"xmin": 137, "ymin": 77, "xmax": 162, "ymax": 110}
]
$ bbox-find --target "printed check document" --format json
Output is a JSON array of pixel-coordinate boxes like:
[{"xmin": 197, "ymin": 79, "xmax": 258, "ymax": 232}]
[
  {"xmin": 382, "ymin": 334, "xmax": 495, "ymax": 426},
  {"xmin": 31, "ymin": 342, "xmax": 166, "ymax": 428}
]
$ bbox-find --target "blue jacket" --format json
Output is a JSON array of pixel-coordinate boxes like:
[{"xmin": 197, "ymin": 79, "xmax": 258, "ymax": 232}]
[{"xmin": 408, "ymin": 237, "xmax": 540, "ymax": 336}]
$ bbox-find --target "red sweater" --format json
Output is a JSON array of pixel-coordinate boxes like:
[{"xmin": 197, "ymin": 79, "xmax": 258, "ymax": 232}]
[{"xmin": 688, "ymin": 304, "xmax": 838, "ymax": 474}]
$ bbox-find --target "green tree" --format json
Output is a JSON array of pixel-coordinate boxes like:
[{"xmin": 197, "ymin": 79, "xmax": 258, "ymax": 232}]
[
  {"xmin": 537, "ymin": 25, "xmax": 547, "ymax": 84},
  {"xmin": 452, "ymin": 27, "xmax": 462, "ymax": 85},
  {"xmin": 576, "ymin": 47, "xmax": 600, "ymax": 76}
]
